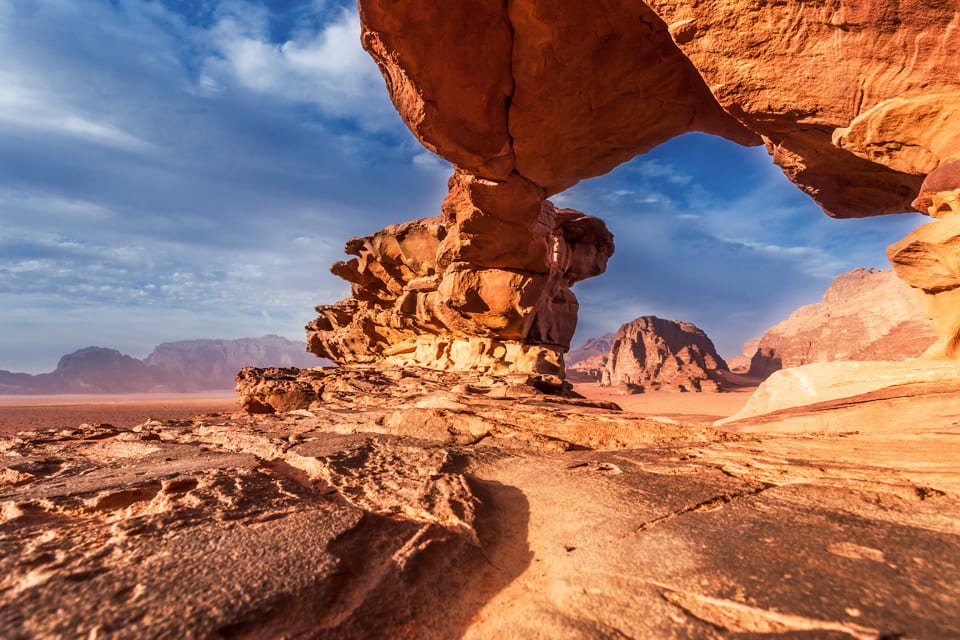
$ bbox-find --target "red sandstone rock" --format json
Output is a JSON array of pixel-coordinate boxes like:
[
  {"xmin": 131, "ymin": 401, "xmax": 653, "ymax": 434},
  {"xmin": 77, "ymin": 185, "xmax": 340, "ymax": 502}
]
[
  {"xmin": 600, "ymin": 316, "xmax": 728, "ymax": 393},
  {"xmin": 506, "ymin": 0, "xmax": 757, "ymax": 194},
  {"xmin": 749, "ymin": 269, "xmax": 937, "ymax": 378},
  {"xmin": 306, "ymin": 207, "xmax": 614, "ymax": 377},
  {"xmin": 647, "ymin": 0, "xmax": 958, "ymax": 216},
  {"xmin": 358, "ymin": 0, "xmax": 514, "ymax": 179},
  {"xmin": 726, "ymin": 338, "xmax": 761, "ymax": 375}
]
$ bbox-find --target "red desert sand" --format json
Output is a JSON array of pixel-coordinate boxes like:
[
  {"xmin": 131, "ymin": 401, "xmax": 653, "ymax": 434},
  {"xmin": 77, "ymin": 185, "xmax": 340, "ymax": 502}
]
[{"xmin": 0, "ymin": 393, "xmax": 237, "ymax": 435}]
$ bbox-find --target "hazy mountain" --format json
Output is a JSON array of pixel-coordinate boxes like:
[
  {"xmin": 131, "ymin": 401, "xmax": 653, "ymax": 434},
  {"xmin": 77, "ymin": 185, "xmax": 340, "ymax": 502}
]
[{"xmin": 0, "ymin": 336, "xmax": 328, "ymax": 394}]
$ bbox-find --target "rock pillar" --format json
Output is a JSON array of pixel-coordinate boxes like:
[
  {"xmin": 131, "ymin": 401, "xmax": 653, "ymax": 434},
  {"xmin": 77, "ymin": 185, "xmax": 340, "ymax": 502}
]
[{"xmin": 305, "ymin": 173, "xmax": 614, "ymax": 381}]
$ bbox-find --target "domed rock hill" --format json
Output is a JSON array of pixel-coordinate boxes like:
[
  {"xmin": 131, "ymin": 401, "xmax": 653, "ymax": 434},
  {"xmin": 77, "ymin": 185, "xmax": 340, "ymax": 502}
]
[{"xmin": 569, "ymin": 316, "xmax": 729, "ymax": 393}]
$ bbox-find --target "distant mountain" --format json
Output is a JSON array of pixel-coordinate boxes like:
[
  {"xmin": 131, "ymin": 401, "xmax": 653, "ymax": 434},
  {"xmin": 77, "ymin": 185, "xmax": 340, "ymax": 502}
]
[
  {"xmin": 0, "ymin": 336, "xmax": 328, "ymax": 394},
  {"xmin": 144, "ymin": 336, "xmax": 321, "ymax": 390},
  {"xmin": 568, "ymin": 317, "xmax": 728, "ymax": 392},
  {"xmin": 566, "ymin": 333, "xmax": 615, "ymax": 383},
  {"xmin": 747, "ymin": 268, "xmax": 937, "ymax": 378}
]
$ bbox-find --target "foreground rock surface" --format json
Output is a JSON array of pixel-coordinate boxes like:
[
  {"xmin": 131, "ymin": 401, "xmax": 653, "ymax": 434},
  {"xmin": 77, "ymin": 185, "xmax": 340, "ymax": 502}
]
[
  {"xmin": 4, "ymin": 366, "xmax": 958, "ymax": 638},
  {"xmin": 749, "ymin": 268, "xmax": 938, "ymax": 378}
]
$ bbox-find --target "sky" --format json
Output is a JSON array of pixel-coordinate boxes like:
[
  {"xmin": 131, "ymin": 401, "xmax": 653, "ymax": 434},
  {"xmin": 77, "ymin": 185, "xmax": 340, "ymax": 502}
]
[{"xmin": 0, "ymin": 0, "xmax": 926, "ymax": 373}]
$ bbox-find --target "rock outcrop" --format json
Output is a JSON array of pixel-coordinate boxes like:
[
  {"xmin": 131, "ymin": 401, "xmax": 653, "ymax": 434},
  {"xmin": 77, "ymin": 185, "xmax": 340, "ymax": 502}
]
[
  {"xmin": 726, "ymin": 338, "xmax": 761, "ymax": 375},
  {"xmin": 307, "ymin": 0, "xmax": 960, "ymax": 381},
  {"xmin": 719, "ymin": 360, "xmax": 960, "ymax": 434},
  {"xmin": 306, "ymin": 205, "xmax": 613, "ymax": 381},
  {"xmin": 596, "ymin": 317, "xmax": 728, "ymax": 393},
  {"xmin": 359, "ymin": 0, "xmax": 959, "ymax": 217},
  {"xmin": 4, "ymin": 367, "xmax": 959, "ymax": 637},
  {"xmin": 565, "ymin": 333, "xmax": 615, "ymax": 382},
  {"xmin": 748, "ymin": 269, "xmax": 938, "ymax": 378},
  {"xmin": 888, "ymin": 160, "xmax": 960, "ymax": 359}
]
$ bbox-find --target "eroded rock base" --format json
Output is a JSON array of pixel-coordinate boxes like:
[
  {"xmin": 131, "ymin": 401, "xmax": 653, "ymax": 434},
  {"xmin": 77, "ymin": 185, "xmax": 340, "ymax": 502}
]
[{"xmin": 2, "ymin": 367, "xmax": 959, "ymax": 638}]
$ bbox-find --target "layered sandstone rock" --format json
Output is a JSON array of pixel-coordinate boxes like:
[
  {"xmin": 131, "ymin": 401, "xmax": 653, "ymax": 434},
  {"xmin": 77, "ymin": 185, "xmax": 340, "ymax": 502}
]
[
  {"xmin": 719, "ymin": 360, "xmax": 960, "ymax": 434},
  {"xmin": 358, "ymin": 0, "xmax": 959, "ymax": 217},
  {"xmin": 749, "ymin": 268, "xmax": 938, "ymax": 378},
  {"xmin": 306, "ymin": 202, "xmax": 613, "ymax": 380},
  {"xmin": 888, "ymin": 161, "xmax": 960, "ymax": 359},
  {"xmin": 599, "ymin": 316, "xmax": 728, "ymax": 393},
  {"xmin": 317, "ymin": 0, "xmax": 960, "ymax": 380}
]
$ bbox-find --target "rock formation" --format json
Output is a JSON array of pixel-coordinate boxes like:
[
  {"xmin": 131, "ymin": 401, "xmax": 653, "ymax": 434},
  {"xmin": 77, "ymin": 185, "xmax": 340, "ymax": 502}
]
[
  {"xmin": 3, "ymin": 367, "xmax": 958, "ymax": 637},
  {"xmin": 286, "ymin": 0, "xmax": 954, "ymax": 381},
  {"xmin": 888, "ymin": 160, "xmax": 960, "ymax": 359},
  {"xmin": 595, "ymin": 317, "xmax": 728, "ymax": 393},
  {"xmin": 565, "ymin": 333, "xmax": 615, "ymax": 382},
  {"xmin": 359, "ymin": 0, "xmax": 958, "ymax": 217},
  {"xmin": 306, "ymin": 204, "xmax": 614, "ymax": 382},
  {"xmin": 726, "ymin": 338, "xmax": 761, "ymax": 375},
  {"xmin": 748, "ymin": 269, "xmax": 938, "ymax": 378}
]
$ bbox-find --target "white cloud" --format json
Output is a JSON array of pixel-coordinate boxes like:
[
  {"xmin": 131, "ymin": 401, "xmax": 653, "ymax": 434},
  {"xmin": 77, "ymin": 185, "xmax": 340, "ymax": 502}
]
[
  {"xmin": 0, "ymin": 72, "xmax": 153, "ymax": 151},
  {"xmin": 202, "ymin": 5, "xmax": 394, "ymax": 127}
]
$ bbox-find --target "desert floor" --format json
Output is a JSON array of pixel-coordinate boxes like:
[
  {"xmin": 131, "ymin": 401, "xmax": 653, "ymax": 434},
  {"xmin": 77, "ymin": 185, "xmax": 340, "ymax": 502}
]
[
  {"xmin": 0, "ymin": 386, "xmax": 756, "ymax": 436},
  {"xmin": 572, "ymin": 382, "xmax": 757, "ymax": 425},
  {"xmin": 0, "ymin": 392, "xmax": 238, "ymax": 435}
]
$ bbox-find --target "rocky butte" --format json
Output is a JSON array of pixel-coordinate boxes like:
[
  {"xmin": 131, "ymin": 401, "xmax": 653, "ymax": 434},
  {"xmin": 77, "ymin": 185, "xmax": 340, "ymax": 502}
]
[
  {"xmin": 748, "ymin": 268, "xmax": 938, "ymax": 379},
  {"xmin": 568, "ymin": 316, "xmax": 728, "ymax": 393},
  {"xmin": 3, "ymin": 1, "xmax": 960, "ymax": 638}
]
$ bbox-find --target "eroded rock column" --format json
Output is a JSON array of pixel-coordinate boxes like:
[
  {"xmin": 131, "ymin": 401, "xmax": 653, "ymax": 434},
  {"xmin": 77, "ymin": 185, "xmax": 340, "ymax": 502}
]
[
  {"xmin": 306, "ymin": 176, "xmax": 613, "ymax": 380},
  {"xmin": 888, "ymin": 161, "xmax": 960, "ymax": 359}
]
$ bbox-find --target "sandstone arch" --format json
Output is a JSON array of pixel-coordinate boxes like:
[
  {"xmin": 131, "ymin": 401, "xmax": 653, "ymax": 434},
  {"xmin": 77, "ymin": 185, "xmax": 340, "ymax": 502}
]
[{"xmin": 307, "ymin": 0, "xmax": 960, "ymax": 378}]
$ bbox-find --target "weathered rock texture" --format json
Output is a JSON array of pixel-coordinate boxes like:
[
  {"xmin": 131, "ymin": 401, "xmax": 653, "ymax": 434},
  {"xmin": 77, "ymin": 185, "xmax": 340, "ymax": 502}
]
[
  {"xmin": 306, "ymin": 205, "xmax": 613, "ymax": 379},
  {"xmin": 359, "ymin": 0, "xmax": 959, "ymax": 217},
  {"xmin": 720, "ymin": 360, "xmax": 960, "ymax": 434},
  {"xmin": 749, "ymin": 268, "xmax": 938, "ymax": 378},
  {"xmin": 330, "ymin": 0, "xmax": 960, "ymax": 379},
  {"xmin": 888, "ymin": 161, "xmax": 960, "ymax": 359},
  {"xmin": 597, "ymin": 316, "xmax": 728, "ymax": 393},
  {"xmin": 3, "ymin": 366, "xmax": 959, "ymax": 637}
]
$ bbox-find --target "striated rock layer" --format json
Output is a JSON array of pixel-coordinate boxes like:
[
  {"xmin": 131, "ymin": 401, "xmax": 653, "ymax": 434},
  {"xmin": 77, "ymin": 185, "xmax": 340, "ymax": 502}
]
[
  {"xmin": 306, "ymin": 200, "xmax": 613, "ymax": 379},
  {"xmin": 749, "ymin": 268, "xmax": 938, "ymax": 378},
  {"xmin": 597, "ymin": 316, "xmax": 728, "ymax": 393}
]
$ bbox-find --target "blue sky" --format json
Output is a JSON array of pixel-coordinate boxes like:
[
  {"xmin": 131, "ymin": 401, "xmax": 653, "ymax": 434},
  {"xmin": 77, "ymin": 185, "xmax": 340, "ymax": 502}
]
[{"xmin": 0, "ymin": 0, "xmax": 925, "ymax": 373}]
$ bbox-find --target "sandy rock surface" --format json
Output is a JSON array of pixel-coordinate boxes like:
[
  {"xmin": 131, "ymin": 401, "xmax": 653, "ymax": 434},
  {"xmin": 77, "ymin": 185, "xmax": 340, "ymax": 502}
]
[{"xmin": 3, "ymin": 366, "xmax": 958, "ymax": 638}]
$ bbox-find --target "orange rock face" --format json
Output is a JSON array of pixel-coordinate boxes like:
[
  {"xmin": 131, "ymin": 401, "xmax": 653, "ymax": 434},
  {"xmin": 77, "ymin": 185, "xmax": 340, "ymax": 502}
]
[
  {"xmin": 599, "ymin": 316, "xmax": 728, "ymax": 393},
  {"xmin": 306, "ymin": 205, "xmax": 613, "ymax": 379},
  {"xmin": 359, "ymin": 0, "xmax": 958, "ymax": 217},
  {"xmin": 314, "ymin": 0, "xmax": 960, "ymax": 377}
]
